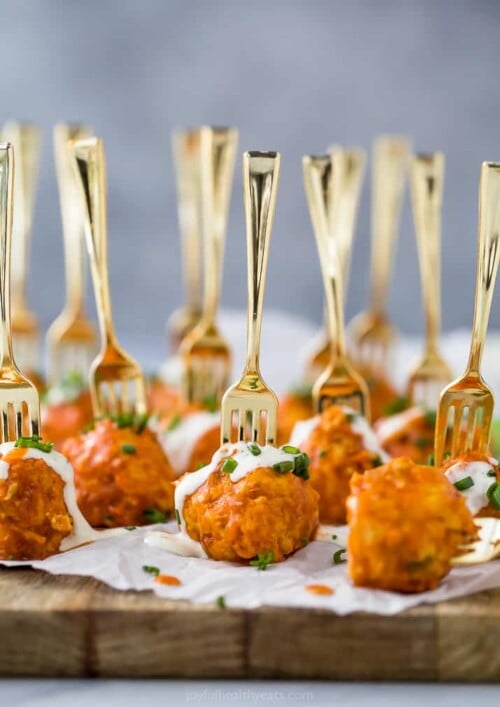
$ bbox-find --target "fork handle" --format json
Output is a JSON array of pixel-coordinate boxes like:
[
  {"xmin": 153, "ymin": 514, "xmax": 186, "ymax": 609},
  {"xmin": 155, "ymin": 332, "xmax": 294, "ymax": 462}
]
[
  {"xmin": 2, "ymin": 122, "xmax": 41, "ymax": 313},
  {"xmin": 243, "ymin": 151, "xmax": 281, "ymax": 373},
  {"xmin": 70, "ymin": 137, "xmax": 117, "ymax": 349},
  {"xmin": 370, "ymin": 135, "xmax": 410, "ymax": 315},
  {"xmin": 172, "ymin": 129, "xmax": 202, "ymax": 314},
  {"xmin": 199, "ymin": 126, "xmax": 238, "ymax": 326},
  {"xmin": 0, "ymin": 144, "xmax": 16, "ymax": 366},
  {"xmin": 467, "ymin": 162, "xmax": 500, "ymax": 373},
  {"xmin": 303, "ymin": 154, "xmax": 347, "ymax": 362},
  {"xmin": 410, "ymin": 152, "xmax": 444, "ymax": 353},
  {"xmin": 329, "ymin": 146, "xmax": 366, "ymax": 297},
  {"xmin": 54, "ymin": 123, "xmax": 91, "ymax": 318}
]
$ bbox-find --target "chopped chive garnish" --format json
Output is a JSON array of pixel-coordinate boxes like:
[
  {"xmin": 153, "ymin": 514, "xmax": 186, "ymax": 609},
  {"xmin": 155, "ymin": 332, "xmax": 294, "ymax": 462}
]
[
  {"xmin": 247, "ymin": 443, "xmax": 261, "ymax": 456},
  {"xmin": 143, "ymin": 508, "xmax": 170, "ymax": 523},
  {"xmin": 249, "ymin": 550, "xmax": 274, "ymax": 570},
  {"xmin": 293, "ymin": 452, "xmax": 311, "ymax": 480},
  {"xmin": 331, "ymin": 534, "xmax": 337, "ymax": 540},
  {"xmin": 142, "ymin": 565, "xmax": 160, "ymax": 577},
  {"xmin": 124, "ymin": 526, "xmax": 136, "ymax": 531},
  {"xmin": 487, "ymin": 469, "xmax": 497, "ymax": 478},
  {"xmin": 454, "ymin": 476, "xmax": 474, "ymax": 491},
  {"xmin": 221, "ymin": 457, "xmax": 238, "ymax": 474},
  {"xmin": 135, "ymin": 413, "xmax": 149, "ymax": 434},
  {"xmin": 115, "ymin": 412, "xmax": 135, "ymax": 429},
  {"xmin": 216, "ymin": 595, "xmax": 226, "ymax": 610},
  {"xmin": 333, "ymin": 549, "xmax": 347, "ymax": 565},
  {"xmin": 383, "ymin": 396, "xmax": 409, "ymax": 415},
  {"xmin": 345, "ymin": 413, "xmax": 356, "ymax": 423},
  {"xmin": 486, "ymin": 481, "xmax": 500, "ymax": 510},
  {"xmin": 371, "ymin": 455, "xmax": 383, "ymax": 468},
  {"xmin": 196, "ymin": 462, "xmax": 207, "ymax": 470},
  {"xmin": 281, "ymin": 445, "xmax": 300, "ymax": 454},
  {"xmin": 175, "ymin": 509, "xmax": 181, "ymax": 525},
  {"xmin": 424, "ymin": 410, "xmax": 437, "ymax": 428},
  {"xmin": 319, "ymin": 449, "xmax": 328, "ymax": 459},
  {"xmin": 428, "ymin": 453, "xmax": 435, "ymax": 466},
  {"xmin": 167, "ymin": 414, "xmax": 182, "ymax": 431},
  {"xmin": 121, "ymin": 444, "xmax": 136, "ymax": 455},
  {"xmin": 301, "ymin": 537, "xmax": 309, "ymax": 547},
  {"xmin": 272, "ymin": 460, "xmax": 294, "ymax": 473},
  {"xmin": 15, "ymin": 436, "xmax": 54, "ymax": 453},
  {"xmin": 415, "ymin": 437, "xmax": 432, "ymax": 450},
  {"xmin": 202, "ymin": 394, "xmax": 218, "ymax": 413}
]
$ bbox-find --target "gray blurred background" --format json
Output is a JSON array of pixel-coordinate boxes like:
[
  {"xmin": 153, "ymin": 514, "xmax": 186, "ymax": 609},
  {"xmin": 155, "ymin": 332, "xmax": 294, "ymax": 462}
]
[{"xmin": 1, "ymin": 0, "xmax": 500, "ymax": 352}]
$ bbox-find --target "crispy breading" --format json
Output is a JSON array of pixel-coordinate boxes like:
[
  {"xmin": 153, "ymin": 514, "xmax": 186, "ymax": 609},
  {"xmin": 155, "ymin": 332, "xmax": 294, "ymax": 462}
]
[
  {"xmin": 347, "ymin": 457, "xmax": 477, "ymax": 593},
  {"xmin": 41, "ymin": 390, "xmax": 94, "ymax": 450},
  {"xmin": 183, "ymin": 461, "xmax": 319, "ymax": 563},
  {"xmin": 0, "ymin": 450, "xmax": 73, "ymax": 560},
  {"xmin": 300, "ymin": 406, "xmax": 383, "ymax": 524},
  {"xmin": 62, "ymin": 418, "xmax": 175, "ymax": 527}
]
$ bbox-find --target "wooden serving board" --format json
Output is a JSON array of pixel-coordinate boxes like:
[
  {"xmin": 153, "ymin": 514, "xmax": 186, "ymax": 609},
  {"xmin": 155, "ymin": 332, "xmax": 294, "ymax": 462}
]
[{"xmin": 0, "ymin": 567, "xmax": 499, "ymax": 681}]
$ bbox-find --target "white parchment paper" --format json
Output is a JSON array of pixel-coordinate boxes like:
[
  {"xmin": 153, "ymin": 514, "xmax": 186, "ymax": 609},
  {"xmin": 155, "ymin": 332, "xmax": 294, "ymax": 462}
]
[
  {"xmin": 2, "ymin": 315, "xmax": 500, "ymax": 615},
  {"xmin": 1, "ymin": 522, "xmax": 500, "ymax": 615}
]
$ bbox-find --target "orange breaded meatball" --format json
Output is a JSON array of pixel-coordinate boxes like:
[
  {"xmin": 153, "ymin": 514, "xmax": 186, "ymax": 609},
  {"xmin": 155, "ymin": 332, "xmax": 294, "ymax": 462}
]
[
  {"xmin": 42, "ymin": 390, "xmax": 94, "ymax": 450},
  {"xmin": 347, "ymin": 457, "xmax": 476, "ymax": 593},
  {"xmin": 358, "ymin": 367, "xmax": 401, "ymax": 422},
  {"xmin": 278, "ymin": 387, "xmax": 313, "ymax": 445},
  {"xmin": 182, "ymin": 446, "xmax": 319, "ymax": 562},
  {"xmin": 375, "ymin": 407, "xmax": 435, "ymax": 464},
  {"xmin": 441, "ymin": 452, "xmax": 500, "ymax": 519},
  {"xmin": 147, "ymin": 378, "xmax": 184, "ymax": 418},
  {"xmin": 62, "ymin": 417, "xmax": 175, "ymax": 528},
  {"xmin": 0, "ymin": 447, "xmax": 73, "ymax": 560},
  {"xmin": 296, "ymin": 406, "xmax": 386, "ymax": 524}
]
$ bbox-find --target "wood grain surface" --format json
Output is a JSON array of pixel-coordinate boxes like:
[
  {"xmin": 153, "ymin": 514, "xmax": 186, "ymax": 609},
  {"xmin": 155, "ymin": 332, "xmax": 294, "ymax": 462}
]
[{"xmin": 0, "ymin": 567, "xmax": 499, "ymax": 680}]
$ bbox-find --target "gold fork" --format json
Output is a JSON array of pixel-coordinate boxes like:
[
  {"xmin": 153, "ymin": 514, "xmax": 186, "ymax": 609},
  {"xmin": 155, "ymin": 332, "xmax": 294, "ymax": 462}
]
[
  {"xmin": 181, "ymin": 126, "xmax": 238, "ymax": 406},
  {"xmin": 407, "ymin": 152, "xmax": 452, "ymax": 409},
  {"xmin": 0, "ymin": 143, "xmax": 40, "ymax": 441},
  {"xmin": 348, "ymin": 135, "xmax": 410, "ymax": 376},
  {"xmin": 434, "ymin": 162, "xmax": 500, "ymax": 466},
  {"xmin": 168, "ymin": 128, "xmax": 203, "ymax": 352},
  {"xmin": 46, "ymin": 123, "xmax": 97, "ymax": 385},
  {"xmin": 221, "ymin": 151, "xmax": 280, "ymax": 445},
  {"xmin": 303, "ymin": 154, "xmax": 369, "ymax": 418},
  {"xmin": 70, "ymin": 137, "xmax": 146, "ymax": 418},
  {"xmin": 305, "ymin": 146, "xmax": 366, "ymax": 384},
  {"xmin": 2, "ymin": 122, "xmax": 42, "ymax": 377}
]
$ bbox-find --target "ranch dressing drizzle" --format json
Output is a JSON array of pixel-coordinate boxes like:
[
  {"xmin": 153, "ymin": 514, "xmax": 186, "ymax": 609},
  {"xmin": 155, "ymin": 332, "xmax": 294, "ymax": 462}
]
[
  {"xmin": 157, "ymin": 411, "xmax": 220, "ymax": 477},
  {"xmin": 375, "ymin": 407, "xmax": 423, "ymax": 444},
  {"xmin": 146, "ymin": 441, "xmax": 305, "ymax": 559},
  {"xmin": 444, "ymin": 459, "xmax": 498, "ymax": 516},
  {"xmin": 0, "ymin": 441, "xmax": 99, "ymax": 550},
  {"xmin": 290, "ymin": 407, "xmax": 388, "ymax": 460}
]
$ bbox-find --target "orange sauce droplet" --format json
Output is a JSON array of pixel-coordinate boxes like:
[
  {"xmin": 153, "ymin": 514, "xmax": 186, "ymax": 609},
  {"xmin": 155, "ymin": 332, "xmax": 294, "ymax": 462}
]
[
  {"xmin": 305, "ymin": 584, "xmax": 334, "ymax": 596},
  {"xmin": 155, "ymin": 574, "xmax": 181, "ymax": 586},
  {"xmin": 4, "ymin": 448, "xmax": 28, "ymax": 463}
]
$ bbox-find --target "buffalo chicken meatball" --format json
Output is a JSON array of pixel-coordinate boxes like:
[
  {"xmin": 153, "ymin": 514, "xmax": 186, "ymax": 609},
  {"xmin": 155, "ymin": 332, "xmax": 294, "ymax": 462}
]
[
  {"xmin": 0, "ymin": 440, "xmax": 75, "ymax": 560},
  {"xmin": 291, "ymin": 406, "xmax": 388, "ymax": 524},
  {"xmin": 347, "ymin": 457, "xmax": 476, "ymax": 592},
  {"xmin": 62, "ymin": 416, "xmax": 175, "ymax": 527},
  {"xmin": 175, "ymin": 441, "xmax": 319, "ymax": 563},
  {"xmin": 375, "ymin": 407, "xmax": 435, "ymax": 464},
  {"xmin": 441, "ymin": 452, "xmax": 500, "ymax": 518}
]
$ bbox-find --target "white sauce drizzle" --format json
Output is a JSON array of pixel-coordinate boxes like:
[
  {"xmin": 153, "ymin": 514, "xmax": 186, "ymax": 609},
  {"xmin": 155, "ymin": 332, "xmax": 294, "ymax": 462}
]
[
  {"xmin": 444, "ymin": 459, "xmax": 497, "ymax": 516},
  {"xmin": 147, "ymin": 441, "xmax": 306, "ymax": 558},
  {"xmin": 290, "ymin": 407, "xmax": 389, "ymax": 461},
  {"xmin": 375, "ymin": 407, "xmax": 423, "ymax": 444},
  {"xmin": 156, "ymin": 411, "xmax": 220, "ymax": 477},
  {"xmin": 0, "ymin": 441, "xmax": 99, "ymax": 551}
]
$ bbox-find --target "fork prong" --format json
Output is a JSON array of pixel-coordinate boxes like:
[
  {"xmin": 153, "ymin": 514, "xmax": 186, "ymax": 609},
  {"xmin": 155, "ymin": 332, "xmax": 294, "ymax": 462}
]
[
  {"xmin": 451, "ymin": 402, "xmax": 464, "ymax": 458},
  {"xmin": 464, "ymin": 406, "xmax": 475, "ymax": 452}
]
